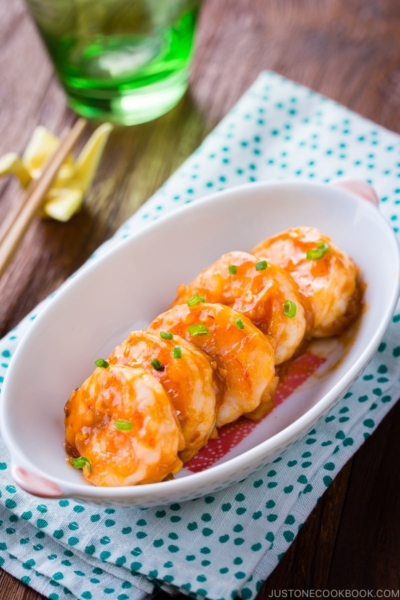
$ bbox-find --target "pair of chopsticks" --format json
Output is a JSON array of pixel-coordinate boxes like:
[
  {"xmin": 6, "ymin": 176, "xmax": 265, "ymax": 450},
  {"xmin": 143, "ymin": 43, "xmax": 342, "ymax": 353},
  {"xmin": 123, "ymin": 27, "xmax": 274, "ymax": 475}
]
[{"xmin": 0, "ymin": 118, "xmax": 87, "ymax": 279}]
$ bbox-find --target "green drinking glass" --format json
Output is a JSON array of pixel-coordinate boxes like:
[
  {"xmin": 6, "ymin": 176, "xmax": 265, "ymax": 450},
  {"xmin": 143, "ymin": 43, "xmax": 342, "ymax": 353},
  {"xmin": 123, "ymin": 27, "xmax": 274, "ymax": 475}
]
[{"xmin": 25, "ymin": 0, "xmax": 200, "ymax": 125}]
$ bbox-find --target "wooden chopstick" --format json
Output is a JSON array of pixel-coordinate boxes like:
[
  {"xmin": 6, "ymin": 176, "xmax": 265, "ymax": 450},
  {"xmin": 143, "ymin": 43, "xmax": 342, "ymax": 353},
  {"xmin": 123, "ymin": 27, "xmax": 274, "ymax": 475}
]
[{"xmin": 0, "ymin": 118, "xmax": 87, "ymax": 279}]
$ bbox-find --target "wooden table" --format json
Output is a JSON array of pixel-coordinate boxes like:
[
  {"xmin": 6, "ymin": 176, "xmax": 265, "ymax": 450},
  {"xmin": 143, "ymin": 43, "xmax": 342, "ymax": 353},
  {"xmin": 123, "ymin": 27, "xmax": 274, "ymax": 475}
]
[{"xmin": 1, "ymin": 0, "xmax": 400, "ymax": 597}]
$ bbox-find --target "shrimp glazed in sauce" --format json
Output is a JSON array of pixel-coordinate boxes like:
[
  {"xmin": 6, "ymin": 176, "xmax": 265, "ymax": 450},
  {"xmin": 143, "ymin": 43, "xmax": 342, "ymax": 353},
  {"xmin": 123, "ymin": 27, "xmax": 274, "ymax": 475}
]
[
  {"xmin": 173, "ymin": 251, "xmax": 311, "ymax": 364},
  {"xmin": 109, "ymin": 331, "xmax": 217, "ymax": 462},
  {"xmin": 252, "ymin": 227, "xmax": 361, "ymax": 337},
  {"xmin": 149, "ymin": 303, "xmax": 276, "ymax": 427},
  {"xmin": 64, "ymin": 365, "xmax": 183, "ymax": 486}
]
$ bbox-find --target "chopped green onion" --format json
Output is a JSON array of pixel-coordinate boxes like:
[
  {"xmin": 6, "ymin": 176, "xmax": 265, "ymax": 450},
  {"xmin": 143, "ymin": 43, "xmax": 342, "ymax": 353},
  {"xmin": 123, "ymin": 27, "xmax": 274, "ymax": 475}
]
[
  {"xmin": 173, "ymin": 346, "xmax": 182, "ymax": 359},
  {"xmin": 255, "ymin": 260, "xmax": 268, "ymax": 271},
  {"xmin": 187, "ymin": 293, "xmax": 205, "ymax": 307},
  {"xmin": 229, "ymin": 265, "xmax": 237, "ymax": 275},
  {"xmin": 150, "ymin": 358, "xmax": 164, "ymax": 371},
  {"xmin": 235, "ymin": 318, "xmax": 244, "ymax": 330},
  {"xmin": 188, "ymin": 324, "xmax": 209, "ymax": 336},
  {"xmin": 114, "ymin": 419, "xmax": 133, "ymax": 431},
  {"xmin": 306, "ymin": 241, "xmax": 330, "ymax": 260},
  {"xmin": 160, "ymin": 331, "xmax": 173, "ymax": 340},
  {"xmin": 94, "ymin": 358, "xmax": 109, "ymax": 368},
  {"xmin": 71, "ymin": 457, "xmax": 91, "ymax": 473},
  {"xmin": 283, "ymin": 300, "xmax": 297, "ymax": 318}
]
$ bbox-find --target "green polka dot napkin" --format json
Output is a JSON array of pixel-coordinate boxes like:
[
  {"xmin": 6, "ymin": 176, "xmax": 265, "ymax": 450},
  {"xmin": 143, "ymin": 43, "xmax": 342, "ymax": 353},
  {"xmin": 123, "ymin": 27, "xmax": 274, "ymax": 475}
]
[{"xmin": 1, "ymin": 71, "xmax": 400, "ymax": 600}]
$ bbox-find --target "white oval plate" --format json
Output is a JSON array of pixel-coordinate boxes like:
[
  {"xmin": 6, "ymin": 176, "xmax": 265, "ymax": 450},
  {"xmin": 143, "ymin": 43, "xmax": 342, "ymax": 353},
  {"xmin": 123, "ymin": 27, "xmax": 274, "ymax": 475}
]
[{"xmin": 1, "ymin": 181, "xmax": 399, "ymax": 507}]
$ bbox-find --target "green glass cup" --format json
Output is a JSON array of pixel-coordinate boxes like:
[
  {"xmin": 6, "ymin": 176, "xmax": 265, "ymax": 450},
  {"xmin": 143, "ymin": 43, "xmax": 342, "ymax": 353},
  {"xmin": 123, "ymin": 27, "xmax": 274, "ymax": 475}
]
[{"xmin": 25, "ymin": 0, "xmax": 200, "ymax": 125}]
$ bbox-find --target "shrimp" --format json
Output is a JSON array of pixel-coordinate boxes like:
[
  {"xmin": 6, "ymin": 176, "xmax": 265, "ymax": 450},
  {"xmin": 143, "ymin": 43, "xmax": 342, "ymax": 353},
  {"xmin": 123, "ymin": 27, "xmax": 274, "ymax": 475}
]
[
  {"xmin": 173, "ymin": 251, "xmax": 310, "ymax": 364},
  {"xmin": 252, "ymin": 227, "xmax": 361, "ymax": 337},
  {"xmin": 108, "ymin": 331, "xmax": 217, "ymax": 462},
  {"xmin": 64, "ymin": 365, "xmax": 183, "ymax": 486},
  {"xmin": 149, "ymin": 303, "xmax": 276, "ymax": 427}
]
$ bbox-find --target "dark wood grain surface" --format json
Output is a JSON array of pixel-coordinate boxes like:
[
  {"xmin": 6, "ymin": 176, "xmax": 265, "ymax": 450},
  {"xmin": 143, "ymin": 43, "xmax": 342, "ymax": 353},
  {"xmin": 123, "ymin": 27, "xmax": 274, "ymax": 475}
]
[{"xmin": 1, "ymin": 0, "xmax": 400, "ymax": 598}]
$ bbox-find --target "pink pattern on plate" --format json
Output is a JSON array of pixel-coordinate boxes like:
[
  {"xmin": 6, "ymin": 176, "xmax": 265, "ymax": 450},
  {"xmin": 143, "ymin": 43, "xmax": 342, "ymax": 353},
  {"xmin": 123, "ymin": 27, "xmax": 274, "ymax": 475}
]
[
  {"xmin": 185, "ymin": 352, "xmax": 326, "ymax": 473},
  {"xmin": 330, "ymin": 179, "xmax": 379, "ymax": 206},
  {"xmin": 11, "ymin": 465, "xmax": 64, "ymax": 498}
]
